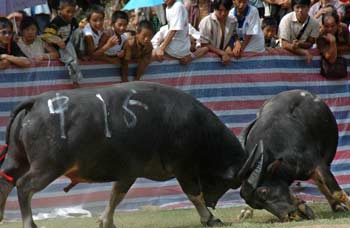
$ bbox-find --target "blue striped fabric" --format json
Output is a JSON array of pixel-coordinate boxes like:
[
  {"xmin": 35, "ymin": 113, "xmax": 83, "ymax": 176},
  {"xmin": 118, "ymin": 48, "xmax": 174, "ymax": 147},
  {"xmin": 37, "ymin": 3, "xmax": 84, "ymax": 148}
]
[{"xmin": 2, "ymin": 51, "xmax": 350, "ymax": 220}]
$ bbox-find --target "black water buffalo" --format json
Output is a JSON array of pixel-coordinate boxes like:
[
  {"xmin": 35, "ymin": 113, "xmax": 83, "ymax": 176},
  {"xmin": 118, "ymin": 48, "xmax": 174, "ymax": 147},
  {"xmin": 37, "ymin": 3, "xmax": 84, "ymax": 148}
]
[
  {"xmin": 0, "ymin": 81, "xmax": 260, "ymax": 228},
  {"xmin": 239, "ymin": 89, "xmax": 350, "ymax": 221}
]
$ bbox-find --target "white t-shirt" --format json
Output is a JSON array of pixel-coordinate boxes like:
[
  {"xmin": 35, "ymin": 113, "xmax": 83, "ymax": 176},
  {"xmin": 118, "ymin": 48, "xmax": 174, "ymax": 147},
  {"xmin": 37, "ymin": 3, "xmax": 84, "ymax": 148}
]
[
  {"xmin": 165, "ymin": 1, "xmax": 191, "ymax": 58},
  {"xmin": 104, "ymin": 33, "xmax": 127, "ymax": 56},
  {"xmin": 83, "ymin": 23, "xmax": 103, "ymax": 48},
  {"xmin": 229, "ymin": 5, "xmax": 265, "ymax": 52}
]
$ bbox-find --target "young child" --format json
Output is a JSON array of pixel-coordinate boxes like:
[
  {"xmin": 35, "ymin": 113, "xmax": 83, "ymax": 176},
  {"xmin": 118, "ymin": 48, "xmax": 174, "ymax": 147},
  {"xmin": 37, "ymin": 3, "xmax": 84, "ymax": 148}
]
[
  {"xmin": 96, "ymin": 10, "xmax": 129, "ymax": 82},
  {"xmin": 0, "ymin": 17, "xmax": 31, "ymax": 69},
  {"xmin": 42, "ymin": 0, "xmax": 82, "ymax": 87},
  {"xmin": 82, "ymin": 4, "xmax": 109, "ymax": 60},
  {"xmin": 154, "ymin": 0, "xmax": 193, "ymax": 64},
  {"xmin": 261, "ymin": 17, "xmax": 279, "ymax": 48},
  {"xmin": 124, "ymin": 20, "xmax": 154, "ymax": 81}
]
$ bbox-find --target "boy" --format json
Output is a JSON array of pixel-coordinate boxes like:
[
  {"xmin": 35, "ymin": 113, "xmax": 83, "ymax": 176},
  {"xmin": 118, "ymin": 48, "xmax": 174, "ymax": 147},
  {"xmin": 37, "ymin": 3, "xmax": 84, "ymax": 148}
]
[
  {"xmin": 95, "ymin": 10, "xmax": 129, "ymax": 82},
  {"xmin": 278, "ymin": 0, "xmax": 319, "ymax": 63},
  {"xmin": 124, "ymin": 20, "xmax": 154, "ymax": 81},
  {"xmin": 154, "ymin": 0, "xmax": 193, "ymax": 64},
  {"xmin": 261, "ymin": 17, "xmax": 279, "ymax": 48},
  {"xmin": 0, "ymin": 17, "xmax": 31, "ymax": 69},
  {"xmin": 42, "ymin": 0, "xmax": 82, "ymax": 87}
]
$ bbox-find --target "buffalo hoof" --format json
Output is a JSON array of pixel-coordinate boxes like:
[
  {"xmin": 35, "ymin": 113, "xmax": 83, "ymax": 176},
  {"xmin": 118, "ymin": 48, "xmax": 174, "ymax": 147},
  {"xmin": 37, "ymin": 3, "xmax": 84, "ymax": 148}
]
[
  {"xmin": 297, "ymin": 203, "xmax": 315, "ymax": 220},
  {"xmin": 238, "ymin": 207, "xmax": 253, "ymax": 221},
  {"xmin": 202, "ymin": 215, "xmax": 224, "ymax": 227},
  {"xmin": 97, "ymin": 219, "xmax": 116, "ymax": 228},
  {"xmin": 332, "ymin": 204, "xmax": 349, "ymax": 212}
]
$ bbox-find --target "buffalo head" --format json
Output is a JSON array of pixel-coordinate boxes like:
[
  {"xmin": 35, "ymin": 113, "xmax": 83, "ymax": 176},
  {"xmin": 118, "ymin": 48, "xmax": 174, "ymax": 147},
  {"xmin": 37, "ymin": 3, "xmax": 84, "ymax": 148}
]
[{"xmin": 240, "ymin": 151, "xmax": 315, "ymax": 221}]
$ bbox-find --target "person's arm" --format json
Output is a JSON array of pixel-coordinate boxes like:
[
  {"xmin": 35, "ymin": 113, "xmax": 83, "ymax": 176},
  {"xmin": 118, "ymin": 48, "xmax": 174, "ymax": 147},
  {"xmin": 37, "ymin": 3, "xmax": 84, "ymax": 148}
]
[
  {"xmin": 297, "ymin": 37, "xmax": 315, "ymax": 49},
  {"xmin": 321, "ymin": 33, "xmax": 337, "ymax": 63},
  {"xmin": 155, "ymin": 30, "xmax": 177, "ymax": 61},
  {"xmin": 240, "ymin": 35, "xmax": 252, "ymax": 53},
  {"xmin": 0, "ymin": 59, "xmax": 10, "ymax": 69},
  {"xmin": 0, "ymin": 54, "xmax": 31, "ymax": 68},
  {"xmin": 136, "ymin": 56, "xmax": 152, "ymax": 80},
  {"xmin": 282, "ymin": 39, "xmax": 313, "ymax": 63},
  {"xmin": 93, "ymin": 33, "xmax": 121, "ymax": 57},
  {"xmin": 43, "ymin": 42, "xmax": 59, "ymax": 60}
]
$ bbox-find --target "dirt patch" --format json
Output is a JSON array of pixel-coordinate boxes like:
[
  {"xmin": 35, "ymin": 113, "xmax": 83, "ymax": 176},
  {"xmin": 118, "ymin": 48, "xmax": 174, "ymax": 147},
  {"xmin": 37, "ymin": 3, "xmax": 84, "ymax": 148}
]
[{"xmin": 293, "ymin": 225, "xmax": 350, "ymax": 228}]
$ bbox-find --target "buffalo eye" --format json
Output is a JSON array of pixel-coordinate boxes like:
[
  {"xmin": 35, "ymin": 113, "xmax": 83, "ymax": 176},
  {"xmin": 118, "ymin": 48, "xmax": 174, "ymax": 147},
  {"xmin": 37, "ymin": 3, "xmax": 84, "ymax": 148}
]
[{"xmin": 256, "ymin": 187, "xmax": 269, "ymax": 201}]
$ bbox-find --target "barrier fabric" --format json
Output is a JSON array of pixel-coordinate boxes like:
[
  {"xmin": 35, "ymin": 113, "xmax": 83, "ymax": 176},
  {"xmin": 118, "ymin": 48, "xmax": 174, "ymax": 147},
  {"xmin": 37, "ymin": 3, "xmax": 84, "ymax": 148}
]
[{"xmin": 1, "ymin": 50, "xmax": 350, "ymax": 220}]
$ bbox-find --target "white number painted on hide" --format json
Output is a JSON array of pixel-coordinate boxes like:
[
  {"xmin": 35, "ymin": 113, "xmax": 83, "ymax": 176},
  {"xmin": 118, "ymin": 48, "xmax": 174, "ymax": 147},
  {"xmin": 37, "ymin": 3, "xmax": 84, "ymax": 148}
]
[
  {"xmin": 47, "ymin": 93, "xmax": 69, "ymax": 139},
  {"xmin": 122, "ymin": 89, "xmax": 148, "ymax": 128},
  {"xmin": 96, "ymin": 94, "xmax": 112, "ymax": 138}
]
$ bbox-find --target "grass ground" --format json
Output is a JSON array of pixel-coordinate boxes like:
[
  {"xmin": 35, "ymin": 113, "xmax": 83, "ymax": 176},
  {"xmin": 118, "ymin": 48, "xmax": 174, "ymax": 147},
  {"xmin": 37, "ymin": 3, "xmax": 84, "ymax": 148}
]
[{"xmin": 2, "ymin": 203, "xmax": 350, "ymax": 228}]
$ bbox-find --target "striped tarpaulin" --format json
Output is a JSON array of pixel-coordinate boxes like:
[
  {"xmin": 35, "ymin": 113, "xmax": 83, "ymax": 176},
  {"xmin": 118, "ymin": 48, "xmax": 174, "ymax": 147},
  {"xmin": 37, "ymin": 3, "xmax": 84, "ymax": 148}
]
[{"xmin": 2, "ymin": 50, "xmax": 350, "ymax": 220}]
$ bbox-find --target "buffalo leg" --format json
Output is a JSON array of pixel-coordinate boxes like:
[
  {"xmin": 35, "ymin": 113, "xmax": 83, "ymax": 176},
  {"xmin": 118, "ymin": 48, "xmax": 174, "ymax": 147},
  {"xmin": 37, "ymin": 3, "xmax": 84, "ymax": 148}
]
[
  {"xmin": 0, "ymin": 179, "xmax": 14, "ymax": 222},
  {"xmin": 177, "ymin": 177, "xmax": 223, "ymax": 226},
  {"xmin": 313, "ymin": 165, "xmax": 350, "ymax": 211},
  {"xmin": 16, "ymin": 168, "xmax": 62, "ymax": 228},
  {"xmin": 98, "ymin": 179, "xmax": 135, "ymax": 228}
]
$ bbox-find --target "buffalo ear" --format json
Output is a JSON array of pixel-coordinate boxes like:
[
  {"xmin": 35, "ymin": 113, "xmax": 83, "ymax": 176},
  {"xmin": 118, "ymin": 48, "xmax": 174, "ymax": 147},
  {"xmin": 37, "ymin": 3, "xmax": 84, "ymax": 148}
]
[{"xmin": 266, "ymin": 158, "xmax": 283, "ymax": 176}]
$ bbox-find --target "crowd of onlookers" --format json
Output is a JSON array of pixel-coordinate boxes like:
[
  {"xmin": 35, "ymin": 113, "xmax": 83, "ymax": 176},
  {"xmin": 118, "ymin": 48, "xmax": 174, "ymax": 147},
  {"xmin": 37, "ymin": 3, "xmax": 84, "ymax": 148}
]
[{"xmin": 0, "ymin": 0, "xmax": 349, "ymax": 86}]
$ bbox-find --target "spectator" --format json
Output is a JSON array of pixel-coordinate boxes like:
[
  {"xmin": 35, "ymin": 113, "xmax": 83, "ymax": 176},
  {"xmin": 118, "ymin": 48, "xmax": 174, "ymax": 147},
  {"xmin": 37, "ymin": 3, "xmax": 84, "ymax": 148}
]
[
  {"xmin": 199, "ymin": 0, "xmax": 236, "ymax": 64},
  {"xmin": 17, "ymin": 16, "xmax": 59, "ymax": 63},
  {"xmin": 101, "ymin": 10, "xmax": 130, "ymax": 82},
  {"xmin": 82, "ymin": 4, "xmax": 109, "ymax": 59},
  {"xmin": 262, "ymin": 0, "xmax": 291, "ymax": 24},
  {"xmin": 248, "ymin": 0, "xmax": 265, "ymax": 17},
  {"xmin": 7, "ymin": 10, "xmax": 28, "ymax": 40},
  {"xmin": 42, "ymin": 0, "xmax": 82, "ymax": 87},
  {"xmin": 342, "ymin": 3, "xmax": 350, "ymax": 26},
  {"xmin": 154, "ymin": 0, "xmax": 193, "ymax": 65},
  {"xmin": 122, "ymin": 20, "xmax": 154, "ymax": 81},
  {"xmin": 309, "ymin": 0, "xmax": 345, "ymax": 23},
  {"xmin": 134, "ymin": 6, "xmax": 166, "ymax": 31},
  {"xmin": 24, "ymin": 4, "xmax": 51, "ymax": 34},
  {"xmin": 262, "ymin": 17, "xmax": 279, "ymax": 48},
  {"xmin": 278, "ymin": 0, "xmax": 319, "ymax": 63},
  {"xmin": 184, "ymin": 0, "xmax": 201, "ymax": 28},
  {"xmin": 317, "ymin": 9, "xmax": 350, "ymax": 64},
  {"xmin": 152, "ymin": 24, "xmax": 208, "ymax": 62},
  {"xmin": 0, "ymin": 17, "xmax": 31, "ymax": 69},
  {"xmin": 229, "ymin": 0, "xmax": 265, "ymax": 58}
]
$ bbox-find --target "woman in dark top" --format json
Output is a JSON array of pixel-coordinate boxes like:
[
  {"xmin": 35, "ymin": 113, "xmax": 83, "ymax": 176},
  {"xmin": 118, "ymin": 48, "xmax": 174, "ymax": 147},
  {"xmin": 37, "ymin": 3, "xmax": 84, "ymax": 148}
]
[{"xmin": 0, "ymin": 17, "xmax": 31, "ymax": 69}]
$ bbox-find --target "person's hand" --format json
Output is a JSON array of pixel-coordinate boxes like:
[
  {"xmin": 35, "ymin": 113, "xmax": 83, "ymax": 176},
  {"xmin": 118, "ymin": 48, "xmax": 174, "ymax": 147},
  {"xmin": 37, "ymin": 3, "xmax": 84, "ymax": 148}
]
[
  {"xmin": 324, "ymin": 33, "xmax": 336, "ymax": 43},
  {"xmin": 117, "ymin": 50, "xmax": 125, "ymax": 58},
  {"xmin": 106, "ymin": 35, "xmax": 121, "ymax": 48},
  {"xmin": 57, "ymin": 40, "xmax": 66, "ymax": 49},
  {"xmin": 222, "ymin": 52, "xmax": 231, "ymax": 64},
  {"xmin": 33, "ymin": 55, "xmax": 45, "ymax": 63},
  {"xmin": 291, "ymin": 40, "xmax": 299, "ymax": 50},
  {"xmin": 305, "ymin": 50, "xmax": 313, "ymax": 64},
  {"xmin": 0, "ymin": 54, "xmax": 9, "ymax": 60},
  {"xmin": 279, "ymin": 0, "xmax": 291, "ymax": 9},
  {"xmin": 155, "ymin": 48, "xmax": 165, "ymax": 61},
  {"xmin": 232, "ymin": 42, "xmax": 242, "ymax": 58},
  {"xmin": 0, "ymin": 59, "xmax": 10, "ymax": 69}
]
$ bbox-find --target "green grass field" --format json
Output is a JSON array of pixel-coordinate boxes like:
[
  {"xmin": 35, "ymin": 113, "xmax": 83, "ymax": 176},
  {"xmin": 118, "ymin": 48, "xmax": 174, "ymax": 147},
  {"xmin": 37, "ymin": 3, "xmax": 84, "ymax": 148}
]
[{"xmin": 1, "ymin": 203, "xmax": 350, "ymax": 228}]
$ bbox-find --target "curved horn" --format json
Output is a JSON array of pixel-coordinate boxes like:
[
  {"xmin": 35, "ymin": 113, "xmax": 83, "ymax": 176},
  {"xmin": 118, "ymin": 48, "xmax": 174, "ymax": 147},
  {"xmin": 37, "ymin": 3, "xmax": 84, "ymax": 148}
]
[
  {"xmin": 247, "ymin": 140, "xmax": 264, "ymax": 189},
  {"xmin": 237, "ymin": 139, "xmax": 263, "ymax": 180}
]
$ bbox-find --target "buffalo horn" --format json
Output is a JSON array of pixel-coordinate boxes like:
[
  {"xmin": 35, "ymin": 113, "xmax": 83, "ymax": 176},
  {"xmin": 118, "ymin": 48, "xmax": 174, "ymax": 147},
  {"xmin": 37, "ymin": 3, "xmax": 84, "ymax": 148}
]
[
  {"xmin": 246, "ymin": 140, "xmax": 264, "ymax": 189},
  {"xmin": 237, "ymin": 140, "xmax": 262, "ymax": 180}
]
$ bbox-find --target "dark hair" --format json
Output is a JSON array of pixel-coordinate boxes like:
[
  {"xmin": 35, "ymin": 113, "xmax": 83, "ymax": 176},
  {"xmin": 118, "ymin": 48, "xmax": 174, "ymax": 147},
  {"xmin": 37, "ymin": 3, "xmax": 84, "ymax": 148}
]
[
  {"xmin": 16, "ymin": 10, "xmax": 28, "ymax": 18},
  {"xmin": 20, "ymin": 16, "xmax": 39, "ymax": 32},
  {"xmin": 262, "ymin": 17, "xmax": 278, "ymax": 29},
  {"xmin": 211, "ymin": 0, "xmax": 233, "ymax": 11},
  {"xmin": 86, "ymin": 4, "xmax": 105, "ymax": 21},
  {"xmin": 0, "ymin": 17, "xmax": 13, "ymax": 30},
  {"xmin": 59, "ymin": 0, "xmax": 77, "ymax": 9},
  {"xmin": 111, "ymin": 10, "xmax": 129, "ymax": 24},
  {"xmin": 137, "ymin": 20, "xmax": 155, "ymax": 35},
  {"xmin": 125, "ymin": 29, "xmax": 136, "ymax": 36},
  {"xmin": 322, "ymin": 8, "xmax": 339, "ymax": 24},
  {"xmin": 292, "ymin": 0, "xmax": 311, "ymax": 7}
]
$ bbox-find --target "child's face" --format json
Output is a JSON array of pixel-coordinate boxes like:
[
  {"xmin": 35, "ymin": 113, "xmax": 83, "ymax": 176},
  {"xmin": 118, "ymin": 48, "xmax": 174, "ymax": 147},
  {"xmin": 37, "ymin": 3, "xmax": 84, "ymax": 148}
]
[
  {"xmin": 136, "ymin": 28, "xmax": 153, "ymax": 46},
  {"xmin": 0, "ymin": 26, "xmax": 12, "ymax": 46},
  {"xmin": 22, "ymin": 24, "xmax": 38, "ymax": 43},
  {"xmin": 235, "ymin": 0, "xmax": 249, "ymax": 14},
  {"xmin": 59, "ymin": 5, "xmax": 76, "ymax": 23},
  {"xmin": 89, "ymin": 12, "xmax": 104, "ymax": 32},
  {"xmin": 113, "ymin": 18, "xmax": 128, "ymax": 35},
  {"xmin": 263, "ymin": 25, "xmax": 277, "ymax": 40}
]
